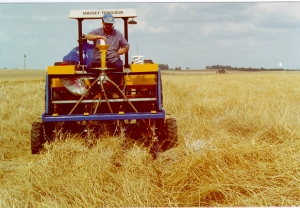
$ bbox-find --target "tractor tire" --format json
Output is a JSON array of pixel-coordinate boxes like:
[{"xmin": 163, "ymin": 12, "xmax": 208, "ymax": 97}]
[
  {"xmin": 160, "ymin": 118, "xmax": 178, "ymax": 152},
  {"xmin": 31, "ymin": 122, "xmax": 45, "ymax": 154}
]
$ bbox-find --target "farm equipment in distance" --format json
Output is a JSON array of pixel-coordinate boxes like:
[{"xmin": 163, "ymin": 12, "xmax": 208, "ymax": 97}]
[
  {"xmin": 31, "ymin": 9, "xmax": 178, "ymax": 158},
  {"xmin": 216, "ymin": 69, "xmax": 227, "ymax": 74}
]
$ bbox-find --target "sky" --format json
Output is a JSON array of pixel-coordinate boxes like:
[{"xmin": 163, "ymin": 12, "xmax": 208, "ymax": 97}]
[{"xmin": 1, "ymin": 1, "xmax": 300, "ymax": 70}]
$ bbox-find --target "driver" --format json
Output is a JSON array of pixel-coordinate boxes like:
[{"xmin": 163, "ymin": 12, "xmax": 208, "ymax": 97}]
[{"xmin": 86, "ymin": 13, "xmax": 129, "ymax": 80}]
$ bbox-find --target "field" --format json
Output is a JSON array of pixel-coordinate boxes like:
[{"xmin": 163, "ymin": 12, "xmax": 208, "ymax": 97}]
[{"xmin": 0, "ymin": 69, "xmax": 300, "ymax": 206}]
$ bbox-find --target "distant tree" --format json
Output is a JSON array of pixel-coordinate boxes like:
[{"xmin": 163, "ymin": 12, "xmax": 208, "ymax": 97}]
[
  {"xmin": 158, "ymin": 64, "xmax": 169, "ymax": 70},
  {"xmin": 207, "ymin": 65, "xmax": 233, "ymax": 70}
]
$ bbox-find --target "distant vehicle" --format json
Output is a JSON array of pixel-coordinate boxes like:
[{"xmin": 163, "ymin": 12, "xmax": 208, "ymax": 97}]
[{"xmin": 216, "ymin": 69, "xmax": 227, "ymax": 74}]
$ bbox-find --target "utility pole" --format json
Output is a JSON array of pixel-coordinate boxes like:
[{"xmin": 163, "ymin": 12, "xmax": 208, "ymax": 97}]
[
  {"xmin": 24, "ymin": 54, "xmax": 26, "ymax": 74},
  {"xmin": 24, "ymin": 54, "xmax": 26, "ymax": 69}
]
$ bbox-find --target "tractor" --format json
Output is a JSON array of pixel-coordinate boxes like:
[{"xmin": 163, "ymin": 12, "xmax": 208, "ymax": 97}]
[{"xmin": 31, "ymin": 9, "xmax": 178, "ymax": 158}]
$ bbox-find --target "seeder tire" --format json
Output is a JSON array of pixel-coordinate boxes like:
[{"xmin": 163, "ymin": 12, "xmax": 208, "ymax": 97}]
[
  {"xmin": 31, "ymin": 122, "xmax": 45, "ymax": 154},
  {"xmin": 160, "ymin": 118, "xmax": 178, "ymax": 152}
]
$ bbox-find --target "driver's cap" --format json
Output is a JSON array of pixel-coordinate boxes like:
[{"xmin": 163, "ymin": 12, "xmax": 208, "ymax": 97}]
[{"xmin": 102, "ymin": 13, "xmax": 115, "ymax": 24}]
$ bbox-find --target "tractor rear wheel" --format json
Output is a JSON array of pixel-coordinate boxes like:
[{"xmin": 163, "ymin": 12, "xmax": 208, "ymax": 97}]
[
  {"xmin": 159, "ymin": 118, "xmax": 178, "ymax": 152},
  {"xmin": 31, "ymin": 122, "xmax": 45, "ymax": 154}
]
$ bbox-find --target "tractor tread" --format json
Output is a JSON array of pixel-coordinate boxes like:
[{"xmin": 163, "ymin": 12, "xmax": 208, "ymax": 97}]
[
  {"xmin": 31, "ymin": 122, "xmax": 45, "ymax": 154},
  {"xmin": 159, "ymin": 118, "xmax": 178, "ymax": 152}
]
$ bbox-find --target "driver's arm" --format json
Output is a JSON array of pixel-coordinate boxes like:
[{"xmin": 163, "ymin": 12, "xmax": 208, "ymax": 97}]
[{"xmin": 85, "ymin": 34, "xmax": 106, "ymax": 41}]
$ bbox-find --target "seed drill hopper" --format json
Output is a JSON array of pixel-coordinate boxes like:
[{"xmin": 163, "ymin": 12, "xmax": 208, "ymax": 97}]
[{"xmin": 31, "ymin": 9, "xmax": 178, "ymax": 158}]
